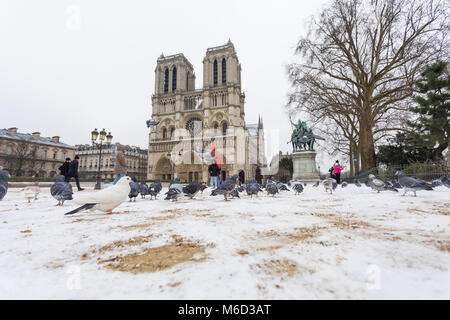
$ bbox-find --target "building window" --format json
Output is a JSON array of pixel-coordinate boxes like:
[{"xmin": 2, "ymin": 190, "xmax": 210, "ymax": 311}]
[
  {"xmin": 222, "ymin": 58, "xmax": 226, "ymax": 84},
  {"xmin": 42, "ymin": 150, "xmax": 47, "ymax": 159},
  {"xmin": 214, "ymin": 123, "xmax": 218, "ymax": 134},
  {"xmin": 53, "ymin": 152, "xmax": 57, "ymax": 159},
  {"xmin": 163, "ymin": 128, "xmax": 167, "ymax": 139},
  {"xmin": 170, "ymin": 127, "xmax": 175, "ymax": 140},
  {"xmin": 186, "ymin": 118, "xmax": 202, "ymax": 136},
  {"xmin": 164, "ymin": 68, "xmax": 169, "ymax": 93},
  {"xmin": 213, "ymin": 60, "xmax": 218, "ymax": 86},
  {"xmin": 172, "ymin": 67, "xmax": 177, "ymax": 92},
  {"xmin": 222, "ymin": 122, "xmax": 227, "ymax": 135}
]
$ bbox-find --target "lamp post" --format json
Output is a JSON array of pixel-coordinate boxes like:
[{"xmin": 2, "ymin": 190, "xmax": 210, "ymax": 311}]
[{"xmin": 91, "ymin": 128, "xmax": 113, "ymax": 190}]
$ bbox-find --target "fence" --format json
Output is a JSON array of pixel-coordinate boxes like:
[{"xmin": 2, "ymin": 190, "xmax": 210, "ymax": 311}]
[{"xmin": 349, "ymin": 162, "xmax": 449, "ymax": 182}]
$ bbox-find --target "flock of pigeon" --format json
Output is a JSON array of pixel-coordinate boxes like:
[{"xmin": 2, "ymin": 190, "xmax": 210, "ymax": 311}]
[{"xmin": 0, "ymin": 168, "xmax": 449, "ymax": 215}]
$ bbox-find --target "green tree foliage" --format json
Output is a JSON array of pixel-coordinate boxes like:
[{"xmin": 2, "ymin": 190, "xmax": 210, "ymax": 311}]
[
  {"xmin": 408, "ymin": 61, "xmax": 450, "ymax": 161},
  {"xmin": 376, "ymin": 132, "xmax": 432, "ymax": 166}
]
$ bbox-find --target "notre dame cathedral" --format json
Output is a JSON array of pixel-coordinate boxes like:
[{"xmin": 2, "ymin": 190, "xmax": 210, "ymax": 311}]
[{"xmin": 147, "ymin": 40, "xmax": 266, "ymax": 182}]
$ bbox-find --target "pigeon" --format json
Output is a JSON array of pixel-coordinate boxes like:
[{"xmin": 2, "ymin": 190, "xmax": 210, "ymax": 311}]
[
  {"xmin": 139, "ymin": 182, "xmax": 149, "ymax": 199},
  {"xmin": 65, "ymin": 175, "xmax": 132, "ymax": 215},
  {"xmin": 431, "ymin": 179, "xmax": 442, "ymax": 187},
  {"xmin": 265, "ymin": 181, "xmax": 279, "ymax": 196},
  {"xmin": 368, "ymin": 174, "xmax": 398, "ymax": 193},
  {"xmin": 183, "ymin": 181, "xmax": 201, "ymax": 199},
  {"xmin": 277, "ymin": 182, "xmax": 290, "ymax": 191},
  {"xmin": 246, "ymin": 180, "xmax": 263, "ymax": 198},
  {"xmin": 169, "ymin": 177, "xmax": 181, "ymax": 187},
  {"xmin": 0, "ymin": 169, "xmax": 11, "ymax": 201},
  {"xmin": 146, "ymin": 119, "xmax": 160, "ymax": 128},
  {"xmin": 230, "ymin": 188, "xmax": 240, "ymax": 199},
  {"xmin": 312, "ymin": 181, "xmax": 319, "ymax": 187},
  {"xmin": 391, "ymin": 180, "xmax": 402, "ymax": 189},
  {"xmin": 441, "ymin": 176, "xmax": 450, "ymax": 188},
  {"xmin": 165, "ymin": 178, "xmax": 183, "ymax": 201},
  {"xmin": 50, "ymin": 175, "xmax": 73, "ymax": 206},
  {"xmin": 341, "ymin": 181, "xmax": 348, "ymax": 188},
  {"xmin": 199, "ymin": 183, "xmax": 208, "ymax": 194},
  {"xmin": 149, "ymin": 179, "xmax": 162, "ymax": 199},
  {"xmin": 211, "ymin": 175, "xmax": 238, "ymax": 201},
  {"xmin": 128, "ymin": 181, "xmax": 140, "ymax": 202},
  {"xmin": 384, "ymin": 181, "xmax": 393, "ymax": 188},
  {"xmin": 293, "ymin": 183, "xmax": 304, "ymax": 194},
  {"xmin": 23, "ymin": 183, "xmax": 40, "ymax": 202},
  {"xmin": 364, "ymin": 179, "xmax": 371, "ymax": 187},
  {"xmin": 354, "ymin": 179, "xmax": 361, "ymax": 187},
  {"xmin": 323, "ymin": 178, "xmax": 335, "ymax": 194},
  {"xmin": 395, "ymin": 171, "xmax": 433, "ymax": 196}
]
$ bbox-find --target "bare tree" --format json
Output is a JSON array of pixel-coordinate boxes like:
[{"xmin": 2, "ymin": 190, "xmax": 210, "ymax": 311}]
[
  {"xmin": 4, "ymin": 141, "xmax": 39, "ymax": 176},
  {"xmin": 287, "ymin": 0, "xmax": 449, "ymax": 171}
]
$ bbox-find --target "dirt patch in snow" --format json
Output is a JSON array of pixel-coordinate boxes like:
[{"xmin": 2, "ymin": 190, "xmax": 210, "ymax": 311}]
[
  {"xmin": 329, "ymin": 217, "xmax": 372, "ymax": 230},
  {"xmin": 98, "ymin": 235, "xmax": 206, "ymax": 274},
  {"xmin": 252, "ymin": 259, "xmax": 299, "ymax": 277},
  {"xmin": 95, "ymin": 235, "xmax": 155, "ymax": 254},
  {"xmin": 112, "ymin": 223, "xmax": 154, "ymax": 231}
]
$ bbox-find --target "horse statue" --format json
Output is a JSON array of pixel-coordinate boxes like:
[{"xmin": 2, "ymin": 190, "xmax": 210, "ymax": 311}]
[{"xmin": 288, "ymin": 118, "xmax": 324, "ymax": 151}]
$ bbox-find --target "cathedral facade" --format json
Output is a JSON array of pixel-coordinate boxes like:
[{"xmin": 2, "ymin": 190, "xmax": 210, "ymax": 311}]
[{"xmin": 147, "ymin": 41, "xmax": 266, "ymax": 182}]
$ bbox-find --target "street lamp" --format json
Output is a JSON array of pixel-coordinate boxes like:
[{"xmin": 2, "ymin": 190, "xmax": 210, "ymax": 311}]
[{"xmin": 91, "ymin": 128, "xmax": 112, "ymax": 190}]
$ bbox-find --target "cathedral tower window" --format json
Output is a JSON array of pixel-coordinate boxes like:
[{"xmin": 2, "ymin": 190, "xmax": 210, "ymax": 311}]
[
  {"xmin": 222, "ymin": 122, "xmax": 227, "ymax": 135},
  {"xmin": 162, "ymin": 128, "xmax": 167, "ymax": 139},
  {"xmin": 213, "ymin": 60, "xmax": 218, "ymax": 86},
  {"xmin": 172, "ymin": 67, "xmax": 177, "ymax": 92},
  {"xmin": 164, "ymin": 68, "xmax": 169, "ymax": 93},
  {"xmin": 222, "ymin": 58, "xmax": 226, "ymax": 84}
]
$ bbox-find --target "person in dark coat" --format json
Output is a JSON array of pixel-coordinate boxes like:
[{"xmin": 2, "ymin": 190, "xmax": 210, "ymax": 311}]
[
  {"xmin": 255, "ymin": 166, "xmax": 262, "ymax": 185},
  {"xmin": 65, "ymin": 155, "xmax": 84, "ymax": 191},
  {"xmin": 208, "ymin": 161, "xmax": 221, "ymax": 188},
  {"xmin": 58, "ymin": 158, "xmax": 71, "ymax": 178},
  {"xmin": 238, "ymin": 169, "xmax": 245, "ymax": 185}
]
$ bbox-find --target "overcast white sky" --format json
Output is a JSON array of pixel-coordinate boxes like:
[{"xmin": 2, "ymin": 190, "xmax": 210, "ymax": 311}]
[{"xmin": 0, "ymin": 0, "xmax": 337, "ymax": 171}]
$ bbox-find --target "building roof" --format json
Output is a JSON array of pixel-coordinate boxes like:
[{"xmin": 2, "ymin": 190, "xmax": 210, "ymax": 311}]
[
  {"xmin": 76, "ymin": 143, "xmax": 147, "ymax": 154},
  {"xmin": 245, "ymin": 124, "xmax": 260, "ymax": 136},
  {"xmin": 157, "ymin": 53, "xmax": 194, "ymax": 70},
  {"xmin": 206, "ymin": 40, "xmax": 235, "ymax": 53},
  {"xmin": 0, "ymin": 128, "xmax": 75, "ymax": 149}
]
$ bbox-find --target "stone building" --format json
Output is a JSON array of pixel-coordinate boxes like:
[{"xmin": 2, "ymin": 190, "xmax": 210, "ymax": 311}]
[
  {"xmin": 0, "ymin": 127, "xmax": 76, "ymax": 177},
  {"xmin": 147, "ymin": 40, "xmax": 266, "ymax": 182},
  {"xmin": 76, "ymin": 143, "xmax": 148, "ymax": 181}
]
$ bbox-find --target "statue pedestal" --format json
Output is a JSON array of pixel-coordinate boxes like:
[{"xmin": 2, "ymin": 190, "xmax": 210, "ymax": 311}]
[{"xmin": 292, "ymin": 151, "xmax": 320, "ymax": 182}]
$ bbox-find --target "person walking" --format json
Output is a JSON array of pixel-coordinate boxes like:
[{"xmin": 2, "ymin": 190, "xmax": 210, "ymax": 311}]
[
  {"xmin": 59, "ymin": 157, "xmax": 71, "ymax": 179},
  {"xmin": 333, "ymin": 160, "xmax": 344, "ymax": 184},
  {"xmin": 65, "ymin": 155, "xmax": 84, "ymax": 191},
  {"xmin": 113, "ymin": 143, "xmax": 127, "ymax": 184},
  {"xmin": 208, "ymin": 160, "xmax": 220, "ymax": 188},
  {"xmin": 238, "ymin": 169, "xmax": 245, "ymax": 185},
  {"xmin": 255, "ymin": 166, "xmax": 262, "ymax": 185}
]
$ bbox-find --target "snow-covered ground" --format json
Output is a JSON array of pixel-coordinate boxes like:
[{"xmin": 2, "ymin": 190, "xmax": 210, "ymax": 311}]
[{"xmin": 0, "ymin": 183, "xmax": 449, "ymax": 299}]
